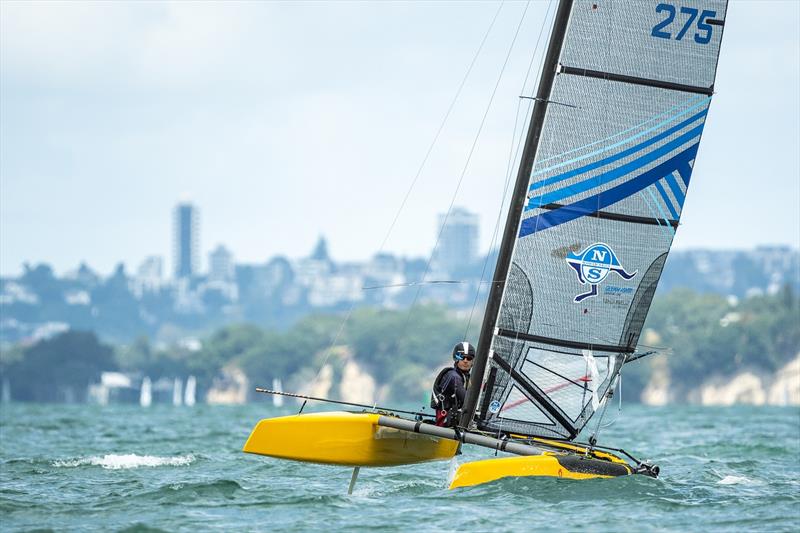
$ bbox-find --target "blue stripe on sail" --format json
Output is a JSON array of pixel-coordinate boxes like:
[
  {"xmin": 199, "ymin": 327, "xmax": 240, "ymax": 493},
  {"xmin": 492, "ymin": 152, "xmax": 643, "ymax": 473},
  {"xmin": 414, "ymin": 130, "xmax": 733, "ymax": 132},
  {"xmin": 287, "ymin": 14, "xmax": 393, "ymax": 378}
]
[
  {"xmin": 532, "ymin": 108, "xmax": 707, "ymax": 192},
  {"xmin": 677, "ymin": 161, "xmax": 693, "ymax": 186},
  {"xmin": 530, "ymin": 108, "xmax": 706, "ymax": 192},
  {"xmin": 653, "ymin": 180, "xmax": 679, "ymax": 219},
  {"xmin": 664, "ymin": 173, "xmax": 685, "ymax": 207},
  {"xmin": 528, "ymin": 123, "xmax": 705, "ymax": 209},
  {"xmin": 535, "ymin": 96, "xmax": 707, "ymax": 166},
  {"xmin": 532, "ymin": 96, "xmax": 710, "ymax": 177},
  {"xmin": 519, "ymin": 143, "xmax": 699, "ymax": 237},
  {"xmin": 644, "ymin": 188, "xmax": 675, "ymax": 237}
]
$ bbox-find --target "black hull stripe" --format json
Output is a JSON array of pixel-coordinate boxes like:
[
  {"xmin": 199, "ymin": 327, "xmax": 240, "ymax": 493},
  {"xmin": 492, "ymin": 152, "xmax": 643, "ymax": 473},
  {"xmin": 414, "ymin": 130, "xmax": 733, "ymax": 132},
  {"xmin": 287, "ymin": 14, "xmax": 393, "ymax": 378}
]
[{"xmin": 556, "ymin": 455, "xmax": 631, "ymax": 477}]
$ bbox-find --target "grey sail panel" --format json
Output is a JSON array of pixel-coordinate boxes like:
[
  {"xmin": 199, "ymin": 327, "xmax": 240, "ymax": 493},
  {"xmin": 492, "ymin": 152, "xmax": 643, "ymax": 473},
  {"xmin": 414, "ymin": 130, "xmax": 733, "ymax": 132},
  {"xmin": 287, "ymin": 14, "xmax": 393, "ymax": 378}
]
[
  {"xmin": 474, "ymin": 0, "xmax": 727, "ymax": 439},
  {"xmin": 561, "ymin": 1, "xmax": 726, "ymax": 89},
  {"xmin": 482, "ymin": 335, "xmax": 620, "ymax": 439}
]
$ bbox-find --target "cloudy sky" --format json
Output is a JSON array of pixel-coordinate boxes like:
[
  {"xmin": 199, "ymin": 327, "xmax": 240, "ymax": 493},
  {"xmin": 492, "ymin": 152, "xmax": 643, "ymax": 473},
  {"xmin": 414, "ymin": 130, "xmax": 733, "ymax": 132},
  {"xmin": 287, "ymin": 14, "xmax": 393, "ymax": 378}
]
[{"xmin": 1, "ymin": 0, "xmax": 798, "ymax": 277}]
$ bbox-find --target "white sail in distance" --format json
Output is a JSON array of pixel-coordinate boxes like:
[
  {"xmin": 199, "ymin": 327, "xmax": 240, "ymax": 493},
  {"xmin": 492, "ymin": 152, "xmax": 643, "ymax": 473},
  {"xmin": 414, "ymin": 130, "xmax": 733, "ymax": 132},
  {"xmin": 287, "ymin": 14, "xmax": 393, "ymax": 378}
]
[
  {"xmin": 273, "ymin": 378, "xmax": 284, "ymax": 407},
  {"xmin": 184, "ymin": 376, "xmax": 197, "ymax": 407},
  {"xmin": 140, "ymin": 377, "xmax": 152, "ymax": 408}
]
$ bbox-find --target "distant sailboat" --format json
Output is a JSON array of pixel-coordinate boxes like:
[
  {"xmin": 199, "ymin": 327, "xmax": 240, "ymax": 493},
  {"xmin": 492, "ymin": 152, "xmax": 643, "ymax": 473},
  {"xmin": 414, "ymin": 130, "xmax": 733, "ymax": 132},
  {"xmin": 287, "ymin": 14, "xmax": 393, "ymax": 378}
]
[
  {"xmin": 272, "ymin": 378, "xmax": 284, "ymax": 407},
  {"xmin": 173, "ymin": 378, "xmax": 183, "ymax": 406},
  {"xmin": 1, "ymin": 378, "xmax": 10, "ymax": 404},
  {"xmin": 140, "ymin": 376, "xmax": 152, "ymax": 407},
  {"xmin": 184, "ymin": 376, "xmax": 197, "ymax": 407}
]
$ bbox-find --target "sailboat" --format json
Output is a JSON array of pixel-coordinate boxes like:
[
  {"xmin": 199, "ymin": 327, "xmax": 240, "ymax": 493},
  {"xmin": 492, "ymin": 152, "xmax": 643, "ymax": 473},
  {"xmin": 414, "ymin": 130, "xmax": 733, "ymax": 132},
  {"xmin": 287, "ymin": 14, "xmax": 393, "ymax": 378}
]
[
  {"xmin": 272, "ymin": 378, "xmax": 284, "ymax": 407},
  {"xmin": 244, "ymin": 0, "xmax": 728, "ymax": 489},
  {"xmin": 173, "ymin": 377, "xmax": 183, "ymax": 406},
  {"xmin": 140, "ymin": 376, "xmax": 152, "ymax": 408},
  {"xmin": 184, "ymin": 375, "xmax": 197, "ymax": 407}
]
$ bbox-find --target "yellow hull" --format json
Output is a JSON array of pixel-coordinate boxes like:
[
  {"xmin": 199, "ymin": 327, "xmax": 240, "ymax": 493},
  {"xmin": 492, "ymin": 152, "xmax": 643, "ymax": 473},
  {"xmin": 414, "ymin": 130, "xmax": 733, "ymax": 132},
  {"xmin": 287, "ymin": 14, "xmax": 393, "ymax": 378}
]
[
  {"xmin": 243, "ymin": 411, "xmax": 459, "ymax": 467},
  {"xmin": 449, "ymin": 452, "xmax": 634, "ymax": 489}
]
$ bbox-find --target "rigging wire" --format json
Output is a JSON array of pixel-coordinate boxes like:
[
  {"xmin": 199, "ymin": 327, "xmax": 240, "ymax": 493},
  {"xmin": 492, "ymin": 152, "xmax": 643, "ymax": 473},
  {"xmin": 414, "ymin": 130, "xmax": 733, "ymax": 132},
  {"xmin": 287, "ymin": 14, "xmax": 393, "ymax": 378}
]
[
  {"xmin": 402, "ymin": 0, "xmax": 533, "ymax": 338},
  {"xmin": 374, "ymin": 3, "xmax": 505, "ymax": 256},
  {"xmin": 600, "ymin": 373, "xmax": 622, "ymax": 429},
  {"xmin": 306, "ymin": 2, "xmax": 506, "ymax": 394},
  {"xmin": 464, "ymin": 0, "xmax": 556, "ymax": 339},
  {"xmin": 362, "ymin": 280, "xmax": 463, "ymax": 290},
  {"xmin": 363, "ymin": 278, "xmax": 512, "ymax": 291}
]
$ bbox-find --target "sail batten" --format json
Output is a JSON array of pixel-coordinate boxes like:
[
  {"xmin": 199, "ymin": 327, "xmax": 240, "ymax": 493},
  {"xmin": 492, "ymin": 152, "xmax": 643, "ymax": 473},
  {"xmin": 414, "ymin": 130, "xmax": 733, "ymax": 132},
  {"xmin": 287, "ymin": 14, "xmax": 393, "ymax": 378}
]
[
  {"xmin": 559, "ymin": 66, "xmax": 715, "ymax": 95},
  {"xmin": 538, "ymin": 203, "xmax": 680, "ymax": 228},
  {"xmin": 469, "ymin": 0, "xmax": 728, "ymax": 440},
  {"xmin": 496, "ymin": 327, "xmax": 635, "ymax": 354}
]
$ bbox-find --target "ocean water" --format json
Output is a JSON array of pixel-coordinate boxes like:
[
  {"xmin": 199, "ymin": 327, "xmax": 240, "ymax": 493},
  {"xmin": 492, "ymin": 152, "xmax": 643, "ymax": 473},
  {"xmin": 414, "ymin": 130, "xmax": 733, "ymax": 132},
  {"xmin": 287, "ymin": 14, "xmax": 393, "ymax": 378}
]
[{"xmin": 1, "ymin": 403, "xmax": 798, "ymax": 532}]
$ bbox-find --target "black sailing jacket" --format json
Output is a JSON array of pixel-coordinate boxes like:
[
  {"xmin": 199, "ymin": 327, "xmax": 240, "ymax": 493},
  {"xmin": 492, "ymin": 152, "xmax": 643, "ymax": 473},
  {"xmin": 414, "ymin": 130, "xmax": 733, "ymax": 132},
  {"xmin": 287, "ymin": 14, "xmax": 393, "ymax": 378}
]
[{"xmin": 433, "ymin": 365, "xmax": 471, "ymax": 411}]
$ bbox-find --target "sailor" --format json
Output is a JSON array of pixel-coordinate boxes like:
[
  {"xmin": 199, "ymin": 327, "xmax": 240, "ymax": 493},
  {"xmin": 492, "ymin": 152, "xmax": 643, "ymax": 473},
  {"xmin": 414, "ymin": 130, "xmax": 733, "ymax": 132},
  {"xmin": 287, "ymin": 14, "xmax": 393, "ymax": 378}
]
[{"xmin": 430, "ymin": 342, "xmax": 474, "ymax": 427}]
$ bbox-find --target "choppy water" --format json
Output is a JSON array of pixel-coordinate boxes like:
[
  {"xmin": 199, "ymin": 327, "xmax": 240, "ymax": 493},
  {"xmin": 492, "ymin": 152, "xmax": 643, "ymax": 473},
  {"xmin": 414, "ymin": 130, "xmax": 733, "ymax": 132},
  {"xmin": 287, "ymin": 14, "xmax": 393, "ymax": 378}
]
[{"xmin": 1, "ymin": 403, "xmax": 798, "ymax": 532}]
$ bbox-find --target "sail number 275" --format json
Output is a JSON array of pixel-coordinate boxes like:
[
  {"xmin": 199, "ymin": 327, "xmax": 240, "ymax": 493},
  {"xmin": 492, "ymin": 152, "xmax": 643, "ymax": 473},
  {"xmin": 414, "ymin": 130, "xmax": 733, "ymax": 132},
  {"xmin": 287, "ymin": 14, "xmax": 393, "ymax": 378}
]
[{"xmin": 651, "ymin": 4, "xmax": 717, "ymax": 44}]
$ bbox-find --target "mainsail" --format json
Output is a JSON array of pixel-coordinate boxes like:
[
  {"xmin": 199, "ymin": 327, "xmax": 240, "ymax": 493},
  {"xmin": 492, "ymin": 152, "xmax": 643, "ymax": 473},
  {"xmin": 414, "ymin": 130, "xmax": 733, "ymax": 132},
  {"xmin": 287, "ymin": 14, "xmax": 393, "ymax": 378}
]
[{"xmin": 463, "ymin": 0, "xmax": 728, "ymax": 440}]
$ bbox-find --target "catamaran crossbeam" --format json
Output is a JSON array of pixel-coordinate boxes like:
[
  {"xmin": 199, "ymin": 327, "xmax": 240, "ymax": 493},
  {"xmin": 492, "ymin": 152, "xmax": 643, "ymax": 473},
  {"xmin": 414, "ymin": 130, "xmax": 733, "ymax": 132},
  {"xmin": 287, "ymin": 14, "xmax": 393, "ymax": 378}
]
[{"xmin": 376, "ymin": 416, "xmax": 543, "ymax": 457}]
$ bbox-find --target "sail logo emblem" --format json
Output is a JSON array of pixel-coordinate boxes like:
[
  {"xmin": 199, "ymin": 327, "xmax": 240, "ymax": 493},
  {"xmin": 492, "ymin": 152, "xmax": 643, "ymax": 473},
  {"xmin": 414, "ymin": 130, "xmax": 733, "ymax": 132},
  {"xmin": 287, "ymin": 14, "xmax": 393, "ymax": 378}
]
[{"xmin": 565, "ymin": 243, "xmax": 637, "ymax": 303}]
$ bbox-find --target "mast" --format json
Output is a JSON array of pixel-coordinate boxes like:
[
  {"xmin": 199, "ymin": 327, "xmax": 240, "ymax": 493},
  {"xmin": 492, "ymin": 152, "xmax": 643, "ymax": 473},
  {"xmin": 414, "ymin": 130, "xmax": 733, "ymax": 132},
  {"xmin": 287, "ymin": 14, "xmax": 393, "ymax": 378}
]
[{"xmin": 460, "ymin": 0, "xmax": 574, "ymax": 428}]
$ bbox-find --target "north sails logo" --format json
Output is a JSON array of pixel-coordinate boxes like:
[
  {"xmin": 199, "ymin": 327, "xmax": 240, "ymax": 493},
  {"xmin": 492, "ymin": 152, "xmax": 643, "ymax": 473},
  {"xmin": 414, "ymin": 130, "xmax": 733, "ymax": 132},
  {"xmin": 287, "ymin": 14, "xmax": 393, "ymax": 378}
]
[{"xmin": 566, "ymin": 243, "xmax": 637, "ymax": 303}]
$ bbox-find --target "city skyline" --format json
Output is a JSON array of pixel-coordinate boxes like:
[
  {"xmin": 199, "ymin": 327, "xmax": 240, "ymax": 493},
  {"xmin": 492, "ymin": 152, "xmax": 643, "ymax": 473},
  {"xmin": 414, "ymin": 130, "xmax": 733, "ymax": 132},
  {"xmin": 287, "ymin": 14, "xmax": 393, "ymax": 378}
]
[
  {"xmin": 4, "ymin": 199, "xmax": 483, "ymax": 281},
  {"xmin": 6, "ymin": 193, "xmax": 796, "ymax": 279},
  {"xmin": 1, "ymin": 2, "xmax": 798, "ymax": 277}
]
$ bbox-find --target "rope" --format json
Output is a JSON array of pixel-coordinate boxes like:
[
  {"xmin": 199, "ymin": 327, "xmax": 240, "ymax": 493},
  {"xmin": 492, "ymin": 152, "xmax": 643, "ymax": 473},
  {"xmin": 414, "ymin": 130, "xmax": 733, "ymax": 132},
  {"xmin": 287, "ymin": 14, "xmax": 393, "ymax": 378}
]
[
  {"xmin": 600, "ymin": 373, "xmax": 622, "ymax": 429},
  {"xmin": 465, "ymin": 0, "xmax": 556, "ymax": 339},
  {"xmin": 307, "ymin": 1, "xmax": 506, "ymax": 395},
  {"xmin": 403, "ymin": 0, "xmax": 532, "ymax": 337}
]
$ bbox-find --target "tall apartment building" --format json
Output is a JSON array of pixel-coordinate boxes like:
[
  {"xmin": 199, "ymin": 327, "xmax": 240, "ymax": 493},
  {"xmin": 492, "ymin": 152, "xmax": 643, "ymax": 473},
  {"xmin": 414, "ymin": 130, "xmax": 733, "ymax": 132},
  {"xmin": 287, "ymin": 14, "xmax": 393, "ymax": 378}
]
[
  {"xmin": 173, "ymin": 203, "xmax": 199, "ymax": 279},
  {"xmin": 133, "ymin": 255, "xmax": 164, "ymax": 295},
  {"xmin": 433, "ymin": 207, "xmax": 479, "ymax": 276},
  {"xmin": 208, "ymin": 245, "xmax": 234, "ymax": 282}
]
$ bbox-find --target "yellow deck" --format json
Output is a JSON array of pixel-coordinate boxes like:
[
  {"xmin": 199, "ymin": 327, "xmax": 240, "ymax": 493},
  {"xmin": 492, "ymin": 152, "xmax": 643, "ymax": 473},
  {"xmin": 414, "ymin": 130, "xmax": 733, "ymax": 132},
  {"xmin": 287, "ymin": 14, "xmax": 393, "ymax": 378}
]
[{"xmin": 243, "ymin": 411, "xmax": 459, "ymax": 467}]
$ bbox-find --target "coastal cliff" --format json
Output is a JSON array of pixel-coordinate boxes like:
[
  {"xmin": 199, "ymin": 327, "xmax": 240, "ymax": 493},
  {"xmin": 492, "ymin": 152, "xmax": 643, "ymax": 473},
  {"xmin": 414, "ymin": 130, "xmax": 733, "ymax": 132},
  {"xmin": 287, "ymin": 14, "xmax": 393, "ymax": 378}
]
[
  {"xmin": 205, "ymin": 352, "xmax": 800, "ymax": 407},
  {"xmin": 642, "ymin": 353, "xmax": 800, "ymax": 406}
]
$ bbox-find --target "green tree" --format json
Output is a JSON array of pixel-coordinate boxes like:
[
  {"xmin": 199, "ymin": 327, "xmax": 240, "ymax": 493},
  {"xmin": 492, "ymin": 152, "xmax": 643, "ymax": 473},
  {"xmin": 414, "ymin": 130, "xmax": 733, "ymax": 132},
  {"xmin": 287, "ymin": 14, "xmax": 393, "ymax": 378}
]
[
  {"xmin": 189, "ymin": 324, "xmax": 267, "ymax": 384},
  {"xmin": 238, "ymin": 314, "xmax": 342, "ymax": 388},
  {"xmin": 7, "ymin": 331, "xmax": 116, "ymax": 402},
  {"xmin": 629, "ymin": 287, "xmax": 800, "ymax": 400},
  {"xmin": 345, "ymin": 304, "xmax": 466, "ymax": 394},
  {"xmin": 115, "ymin": 336, "xmax": 189, "ymax": 378}
]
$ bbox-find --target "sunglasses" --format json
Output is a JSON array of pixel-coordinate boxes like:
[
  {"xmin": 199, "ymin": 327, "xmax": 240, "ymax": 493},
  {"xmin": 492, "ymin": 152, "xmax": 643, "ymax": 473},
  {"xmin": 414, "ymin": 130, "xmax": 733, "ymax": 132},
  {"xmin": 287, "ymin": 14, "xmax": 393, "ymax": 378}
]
[{"xmin": 460, "ymin": 355, "xmax": 475, "ymax": 361}]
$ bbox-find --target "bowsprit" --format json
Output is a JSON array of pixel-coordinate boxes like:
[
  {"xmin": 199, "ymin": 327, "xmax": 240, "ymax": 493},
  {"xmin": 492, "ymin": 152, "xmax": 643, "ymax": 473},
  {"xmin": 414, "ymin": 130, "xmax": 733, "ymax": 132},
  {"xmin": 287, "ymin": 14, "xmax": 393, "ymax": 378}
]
[{"xmin": 566, "ymin": 243, "xmax": 637, "ymax": 302}]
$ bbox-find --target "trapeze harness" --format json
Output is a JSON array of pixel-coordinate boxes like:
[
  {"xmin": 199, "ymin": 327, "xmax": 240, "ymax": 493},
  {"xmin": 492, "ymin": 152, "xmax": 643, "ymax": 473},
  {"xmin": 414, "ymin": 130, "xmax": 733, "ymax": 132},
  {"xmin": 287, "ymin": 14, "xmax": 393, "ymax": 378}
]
[{"xmin": 430, "ymin": 366, "xmax": 470, "ymax": 427}]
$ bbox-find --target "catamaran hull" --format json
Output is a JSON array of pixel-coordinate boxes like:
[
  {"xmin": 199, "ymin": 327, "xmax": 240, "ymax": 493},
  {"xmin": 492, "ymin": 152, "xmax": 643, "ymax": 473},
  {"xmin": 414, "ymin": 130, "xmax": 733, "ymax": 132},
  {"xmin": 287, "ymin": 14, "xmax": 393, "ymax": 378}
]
[
  {"xmin": 243, "ymin": 411, "xmax": 459, "ymax": 467},
  {"xmin": 372, "ymin": 414, "xmax": 647, "ymax": 488},
  {"xmin": 449, "ymin": 453, "xmax": 633, "ymax": 489}
]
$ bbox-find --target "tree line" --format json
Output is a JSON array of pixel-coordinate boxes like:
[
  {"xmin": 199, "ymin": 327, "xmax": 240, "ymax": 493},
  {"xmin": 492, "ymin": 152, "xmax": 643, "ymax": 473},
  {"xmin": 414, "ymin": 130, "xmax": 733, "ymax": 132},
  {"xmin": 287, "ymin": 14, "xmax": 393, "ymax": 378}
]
[{"xmin": 1, "ymin": 287, "xmax": 797, "ymax": 403}]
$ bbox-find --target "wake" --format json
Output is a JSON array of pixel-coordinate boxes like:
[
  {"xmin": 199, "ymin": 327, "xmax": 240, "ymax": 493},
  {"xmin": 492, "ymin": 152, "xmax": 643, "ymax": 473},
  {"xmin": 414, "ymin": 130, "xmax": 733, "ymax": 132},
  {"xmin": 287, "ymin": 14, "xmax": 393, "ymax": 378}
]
[{"xmin": 53, "ymin": 453, "xmax": 194, "ymax": 470}]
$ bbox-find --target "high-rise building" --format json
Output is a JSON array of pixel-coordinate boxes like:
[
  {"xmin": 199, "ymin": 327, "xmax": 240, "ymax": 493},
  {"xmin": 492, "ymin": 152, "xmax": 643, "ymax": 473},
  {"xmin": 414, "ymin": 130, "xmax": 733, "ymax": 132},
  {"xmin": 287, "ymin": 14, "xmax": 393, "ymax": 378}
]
[
  {"xmin": 133, "ymin": 255, "xmax": 164, "ymax": 295},
  {"xmin": 173, "ymin": 203, "xmax": 199, "ymax": 279},
  {"xmin": 433, "ymin": 207, "xmax": 479, "ymax": 276},
  {"xmin": 208, "ymin": 245, "xmax": 234, "ymax": 282}
]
